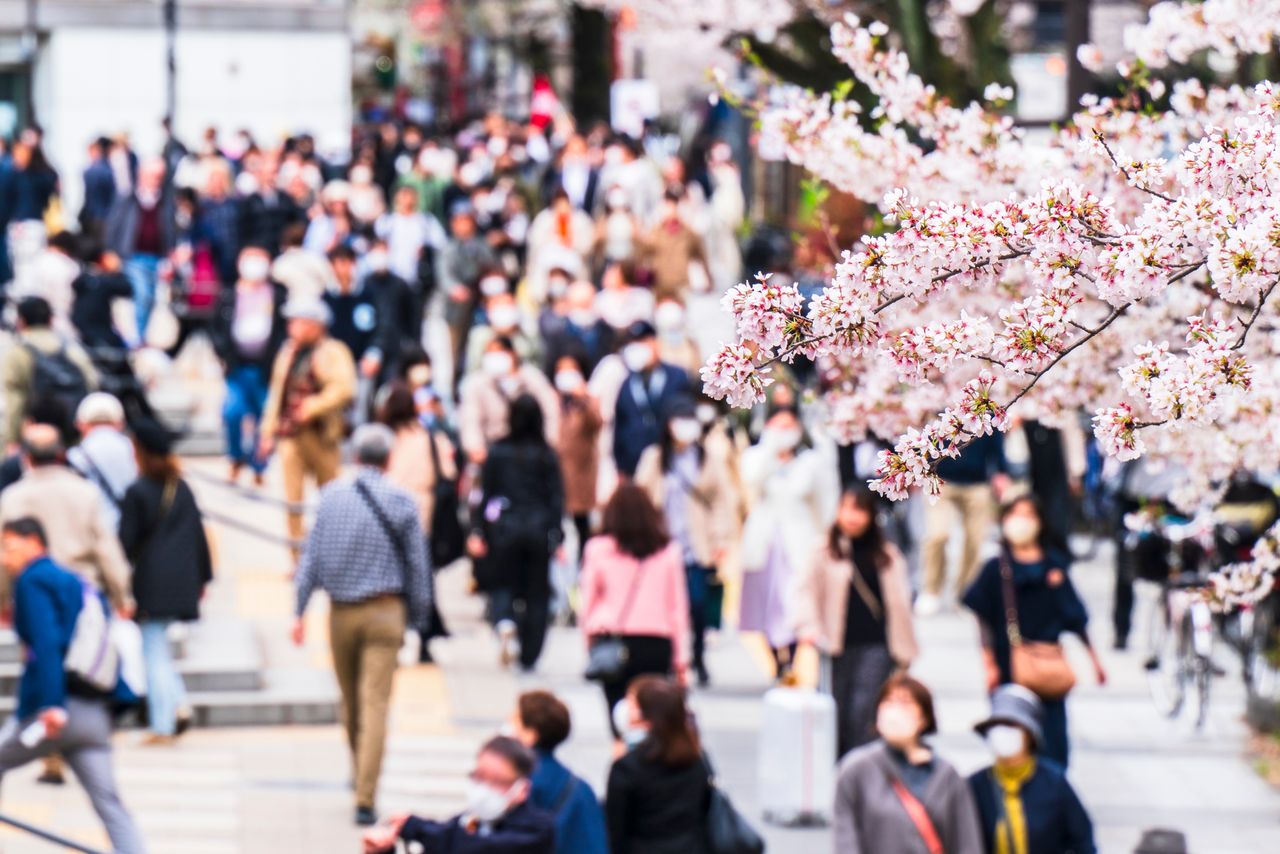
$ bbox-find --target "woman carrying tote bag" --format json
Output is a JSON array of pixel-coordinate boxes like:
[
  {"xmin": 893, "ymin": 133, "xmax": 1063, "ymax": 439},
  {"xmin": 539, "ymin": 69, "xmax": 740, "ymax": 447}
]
[{"xmin": 962, "ymin": 495, "xmax": 1106, "ymax": 768}]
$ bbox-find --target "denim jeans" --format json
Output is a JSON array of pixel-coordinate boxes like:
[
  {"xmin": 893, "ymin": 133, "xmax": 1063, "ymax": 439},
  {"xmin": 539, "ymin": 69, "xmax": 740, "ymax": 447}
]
[
  {"xmin": 140, "ymin": 620, "xmax": 188, "ymax": 736},
  {"xmin": 124, "ymin": 253, "xmax": 161, "ymax": 343},
  {"xmin": 222, "ymin": 364, "xmax": 269, "ymax": 472}
]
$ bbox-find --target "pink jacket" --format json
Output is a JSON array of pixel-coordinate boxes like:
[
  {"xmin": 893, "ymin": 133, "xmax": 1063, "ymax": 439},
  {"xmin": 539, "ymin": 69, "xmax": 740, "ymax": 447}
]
[{"xmin": 580, "ymin": 537, "xmax": 690, "ymax": 671}]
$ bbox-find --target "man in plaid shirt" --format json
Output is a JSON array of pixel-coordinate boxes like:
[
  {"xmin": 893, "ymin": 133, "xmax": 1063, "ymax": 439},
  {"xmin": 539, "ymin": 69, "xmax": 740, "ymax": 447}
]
[{"xmin": 293, "ymin": 423, "xmax": 431, "ymax": 827}]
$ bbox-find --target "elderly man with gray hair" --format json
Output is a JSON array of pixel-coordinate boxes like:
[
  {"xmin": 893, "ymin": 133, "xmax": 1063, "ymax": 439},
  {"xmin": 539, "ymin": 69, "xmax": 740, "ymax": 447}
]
[
  {"xmin": 292, "ymin": 423, "xmax": 432, "ymax": 828},
  {"xmin": 67, "ymin": 392, "xmax": 138, "ymax": 531}
]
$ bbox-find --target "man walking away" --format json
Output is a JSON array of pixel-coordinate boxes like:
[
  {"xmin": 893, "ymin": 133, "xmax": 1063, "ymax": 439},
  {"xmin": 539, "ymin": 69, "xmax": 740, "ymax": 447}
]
[
  {"xmin": 0, "ymin": 517, "xmax": 146, "ymax": 853},
  {"xmin": 293, "ymin": 424, "xmax": 431, "ymax": 827},
  {"xmin": 2, "ymin": 296, "xmax": 97, "ymax": 447}
]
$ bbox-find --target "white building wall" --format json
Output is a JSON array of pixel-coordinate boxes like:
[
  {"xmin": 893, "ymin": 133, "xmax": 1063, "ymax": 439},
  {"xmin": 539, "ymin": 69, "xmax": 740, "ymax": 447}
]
[{"xmin": 42, "ymin": 26, "xmax": 351, "ymax": 213}]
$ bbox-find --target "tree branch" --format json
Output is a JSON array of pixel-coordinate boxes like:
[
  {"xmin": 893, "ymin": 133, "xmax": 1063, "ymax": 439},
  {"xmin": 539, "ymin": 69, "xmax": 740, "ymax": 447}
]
[
  {"xmin": 1232, "ymin": 275, "xmax": 1280, "ymax": 350},
  {"xmin": 1092, "ymin": 131, "xmax": 1177, "ymax": 204}
]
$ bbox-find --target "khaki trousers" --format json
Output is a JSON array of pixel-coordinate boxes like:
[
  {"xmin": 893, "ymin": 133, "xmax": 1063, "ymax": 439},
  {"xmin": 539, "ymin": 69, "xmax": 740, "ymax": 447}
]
[
  {"xmin": 921, "ymin": 481, "xmax": 996, "ymax": 597},
  {"xmin": 329, "ymin": 596, "xmax": 406, "ymax": 810},
  {"xmin": 280, "ymin": 430, "xmax": 342, "ymax": 551}
]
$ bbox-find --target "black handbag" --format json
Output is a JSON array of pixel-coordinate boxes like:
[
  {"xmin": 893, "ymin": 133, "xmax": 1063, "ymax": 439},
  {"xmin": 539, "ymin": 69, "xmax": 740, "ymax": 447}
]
[
  {"xmin": 706, "ymin": 767, "xmax": 764, "ymax": 854},
  {"xmin": 584, "ymin": 562, "xmax": 648, "ymax": 683},
  {"xmin": 426, "ymin": 426, "xmax": 466, "ymax": 568}
]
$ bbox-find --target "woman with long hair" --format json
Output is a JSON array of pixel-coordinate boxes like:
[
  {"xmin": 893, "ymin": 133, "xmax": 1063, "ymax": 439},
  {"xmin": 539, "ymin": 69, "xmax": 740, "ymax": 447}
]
[
  {"xmin": 963, "ymin": 495, "xmax": 1106, "ymax": 769},
  {"xmin": 634, "ymin": 403, "xmax": 740, "ymax": 687},
  {"xmin": 795, "ymin": 487, "xmax": 918, "ymax": 759},
  {"xmin": 580, "ymin": 484, "xmax": 689, "ymax": 742},
  {"xmin": 469, "ymin": 394, "xmax": 565, "ymax": 671},
  {"xmin": 605, "ymin": 676, "xmax": 711, "ymax": 854},
  {"xmin": 117, "ymin": 419, "xmax": 212, "ymax": 744}
]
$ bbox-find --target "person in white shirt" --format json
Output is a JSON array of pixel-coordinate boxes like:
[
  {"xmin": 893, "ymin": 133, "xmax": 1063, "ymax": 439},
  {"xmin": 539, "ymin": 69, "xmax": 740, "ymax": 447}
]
[
  {"xmin": 374, "ymin": 185, "xmax": 446, "ymax": 286},
  {"xmin": 66, "ymin": 393, "xmax": 138, "ymax": 532}
]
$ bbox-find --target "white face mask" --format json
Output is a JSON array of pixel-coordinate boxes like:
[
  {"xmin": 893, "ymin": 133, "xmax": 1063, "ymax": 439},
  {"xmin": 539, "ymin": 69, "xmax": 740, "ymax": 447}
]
[
  {"xmin": 555, "ymin": 370, "xmax": 584, "ymax": 394},
  {"xmin": 465, "ymin": 780, "xmax": 515, "ymax": 823},
  {"xmin": 239, "ymin": 257, "xmax": 270, "ymax": 282},
  {"xmin": 767, "ymin": 427, "xmax": 802, "ymax": 451},
  {"xmin": 1002, "ymin": 517, "xmax": 1040, "ymax": 547},
  {"xmin": 366, "ymin": 251, "xmax": 389, "ymax": 273},
  {"xmin": 696, "ymin": 404, "xmax": 718, "ymax": 425},
  {"xmin": 986, "ymin": 724, "xmax": 1027, "ymax": 759},
  {"xmin": 654, "ymin": 302, "xmax": 685, "ymax": 333},
  {"xmin": 612, "ymin": 701, "xmax": 647, "ymax": 747},
  {"xmin": 670, "ymin": 418, "xmax": 702, "ymax": 445},
  {"xmin": 547, "ymin": 276, "xmax": 570, "ymax": 299},
  {"xmin": 876, "ymin": 705, "xmax": 921, "ymax": 749},
  {"xmin": 350, "ymin": 165, "xmax": 372, "ymax": 185},
  {"xmin": 622, "ymin": 342, "xmax": 652, "ymax": 373},
  {"xmin": 480, "ymin": 276, "xmax": 509, "ymax": 297},
  {"xmin": 489, "ymin": 306, "xmax": 520, "ymax": 331},
  {"xmin": 407, "ymin": 364, "xmax": 432, "ymax": 388},
  {"xmin": 483, "ymin": 351, "xmax": 514, "ymax": 378}
]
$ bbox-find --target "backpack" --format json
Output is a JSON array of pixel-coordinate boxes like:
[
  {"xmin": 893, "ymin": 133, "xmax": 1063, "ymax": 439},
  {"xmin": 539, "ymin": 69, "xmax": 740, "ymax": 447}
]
[
  {"xmin": 63, "ymin": 582, "xmax": 119, "ymax": 694},
  {"xmin": 23, "ymin": 340, "xmax": 89, "ymax": 416}
]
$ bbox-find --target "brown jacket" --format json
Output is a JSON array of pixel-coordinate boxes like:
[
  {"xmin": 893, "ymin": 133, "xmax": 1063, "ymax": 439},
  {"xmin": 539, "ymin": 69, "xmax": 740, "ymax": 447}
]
[
  {"xmin": 0, "ymin": 465, "xmax": 133, "ymax": 611},
  {"xmin": 260, "ymin": 336, "xmax": 356, "ymax": 444},
  {"xmin": 792, "ymin": 542, "xmax": 918, "ymax": 665},
  {"xmin": 638, "ymin": 220, "xmax": 709, "ymax": 301},
  {"xmin": 457, "ymin": 366, "xmax": 560, "ymax": 459},
  {"xmin": 558, "ymin": 396, "xmax": 603, "ymax": 515},
  {"xmin": 634, "ymin": 443, "xmax": 741, "ymax": 568}
]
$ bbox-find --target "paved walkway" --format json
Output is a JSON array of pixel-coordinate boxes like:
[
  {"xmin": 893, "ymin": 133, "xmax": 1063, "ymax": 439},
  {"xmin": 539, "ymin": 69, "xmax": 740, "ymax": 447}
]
[{"xmin": 1, "ymin": 445, "xmax": 1278, "ymax": 852}]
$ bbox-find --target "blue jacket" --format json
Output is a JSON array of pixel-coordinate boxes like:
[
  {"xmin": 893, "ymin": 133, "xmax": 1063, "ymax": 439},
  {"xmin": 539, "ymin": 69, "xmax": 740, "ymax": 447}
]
[
  {"xmin": 968, "ymin": 760, "xmax": 1096, "ymax": 854},
  {"xmin": 397, "ymin": 800, "xmax": 555, "ymax": 853},
  {"xmin": 530, "ymin": 749, "xmax": 608, "ymax": 854},
  {"xmin": 13, "ymin": 556, "xmax": 84, "ymax": 721},
  {"xmin": 612, "ymin": 363, "xmax": 691, "ymax": 476},
  {"xmin": 936, "ymin": 433, "xmax": 1006, "ymax": 485}
]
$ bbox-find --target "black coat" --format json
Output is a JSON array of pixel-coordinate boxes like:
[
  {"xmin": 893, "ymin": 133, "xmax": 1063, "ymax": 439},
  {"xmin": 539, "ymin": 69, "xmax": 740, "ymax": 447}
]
[
  {"xmin": 363, "ymin": 271, "xmax": 421, "ymax": 381},
  {"xmin": 72, "ymin": 271, "xmax": 134, "ymax": 350},
  {"xmin": 474, "ymin": 440, "xmax": 565, "ymax": 594},
  {"xmin": 237, "ymin": 191, "xmax": 302, "ymax": 256},
  {"xmin": 605, "ymin": 746, "xmax": 712, "ymax": 854},
  {"xmin": 969, "ymin": 761, "xmax": 1096, "ymax": 854},
  {"xmin": 396, "ymin": 801, "xmax": 556, "ymax": 853},
  {"xmin": 119, "ymin": 476, "xmax": 213, "ymax": 621}
]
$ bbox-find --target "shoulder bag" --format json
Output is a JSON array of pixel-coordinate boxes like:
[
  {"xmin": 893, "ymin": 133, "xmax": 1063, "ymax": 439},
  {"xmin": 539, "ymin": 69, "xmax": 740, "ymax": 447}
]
[
  {"xmin": 355, "ymin": 478, "xmax": 421, "ymax": 626},
  {"xmin": 705, "ymin": 757, "xmax": 765, "ymax": 854},
  {"xmin": 999, "ymin": 554, "xmax": 1076, "ymax": 700},
  {"xmin": 889, "ymin": 777, "xmax": 944, "ymax": 854},
  {"xmin": 425, "ymin": 426, "xmax": 466, "ymax": 568},
  {"xmin": 583, "ymin": 560, "xmax": 647, "ymax": 683}
]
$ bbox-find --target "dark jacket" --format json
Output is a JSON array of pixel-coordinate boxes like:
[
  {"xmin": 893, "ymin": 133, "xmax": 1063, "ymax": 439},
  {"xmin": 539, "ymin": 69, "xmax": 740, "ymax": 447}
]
[
  {"xmin": 968, "ymin": 760, "xmax": 1096, "ymax": 854},
  {"xmin": 325, "ymin": 284, "xmax": 380, "ymax": 364},
  {"xmin": 605, "ymin": 744, "xmax": 711, "ymax": 854},
  {"xmin": 396, "ymin": 800, "xmax": 556, "ymax": 853},
  {"xmin": 531, "ymin": 749, "xmax": 608, "ymax": 854},
  {"xmin": 209, "ymin": 282, "xmax": 288, "ymax": 373},
  {"xmin": 541, "ymin": 314, "xmax": 615, "ymax": 377},
  {"xmin": 238, "ymin": 190, "xmax": 302, "ymax": 256},
  {"xmin": 80, "ymin": 159, "xmax": 116, "ymax": 230},
  {"xmin": 104, "ymin": 192, "xmax": 176, "ymax": 258},
  {"xmin": 474, "ymin": 440, "xmax": 565, "ymax": 593},
  {"xmin": 936, "ymin": 433, "xmax": 1006, "ymax": 486},
  {"xmin": 612, "ymin": 363, "xmax": 692, "ymax": 476},
  {"xmin": 5, "ymin": 165, "xmax": 58, "ymax": 222},
  {"xmin": 363, "ymin": 270, "xmax": 420, "ymax": 380},
  {"xmin": 199, "ymin": 197, "xmax": 242, "ymax": 283},
  {"xmin": 72, "ymin": 271, "xmax": 134, "ymax": 351},
  {"xmin": 13, "ymin": 555, "xmax": 84, "ymax": 720},
  {"xmin": 118, "ymin": 476, "xmax": 213, "ymax": 622}
]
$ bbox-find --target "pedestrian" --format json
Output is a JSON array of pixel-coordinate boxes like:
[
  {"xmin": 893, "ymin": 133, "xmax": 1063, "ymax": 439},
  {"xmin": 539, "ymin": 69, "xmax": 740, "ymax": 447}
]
[
  {"xmin": 605, "ymin": 676, "xmax": 711, "ymax": 854},
  {"xmin": 2, "ymin": 296, "xmax": 98, "ymax": 446},
  {"xmin": 80, "ymin": 136, "xmax": 116, "ymax": 239},
  {"xmin": 634, "ymin": 404, "xmax": 740, "ymax": 687},
  {"xmin": 71, "ymin": 245, "xmax": 134, "ymax": 351},
  {"xmin": 463, "ymin": 290, "xmax": 542, "ymax": 377},
  {"xmin": 362, "ymin": 236, "xmax": 423, "ymax": 384},
  {"xmin": 210, "ymin": 244, "xmax": 287, "ymax": 485},
  {"xmin": 794, "ymin": 487, "xmax": 918, "ymax": 758},
  {"xmin": 272, "ymin": 221, "xmax": 336, "ymax": 301},
  {"xmin": 374, "ymin": 183, "xmax": 446, "ymax": 291},
  {"xmin": 293, "ymin": 424, "xmax": 432, "ymax": 826},
  {"xmin": 3, "ymin": 137, "xmax": 60, "ymax": 298},
  {"xmin": 509, "ymin": 690, "xmax": 609, "ymax": 854},
  {"xmin": 238, "ymin": 153, "xmax": 302, "ymax": 256},
  {"xmin": 15, "ymin": 230, "xmax": 81, "ymax": 335},
  {"xmin": 833, "ymin": 673, "xmax": 983, "ymax": 854},
  {"xmin": 438, "ymin": 204, "xmax": 497, "ymax": 370},
  {"xmin": 0, "ymin": 517, "xmax": 146, "ymax": 853},
  {"xmin": 118, "ymin": 419, "xmax": 212, "ymax": 744},
  {"xmin": 468, "ymin": 395, "xmax": 565, "ymax": 672},
  {"xmin": 258, "ymin": 297, "xmax": 357, "ymax": 556},
  {"xmin": 969, "ymin": 685, "xmax": 1097, "ymax": 854},
  {"xmin": 1013, "ymin": 414, "xmax": 1086, "ymax": 557},
  {"xmin": 917, "ymin": 434, "xmax": 1010, "ymax": 616},
  {"xmin": 361, "ymin": 736, "xmax": 556, "ymax": 854},
  {"xmin": 377, "ymin": 381, "xmax": 457, "ymax": 662},
  {"xmin": 637, "ymin": 185, "xmax": 711, "ymax": 303},
  {"xmin": 67, "ymin": 392, "xmax": 138, "ymax": 532},
  {"xmin": 542, "ymin": 279, "xmax": 615, "ymax": 377},
  {"xmin": 581, "ymin": 484, "xmax": 690, "ymax": 740},
  {"xmin": 553, "ymin": 354, "xmax": 603, "ymax": 559},
  {"xmin": 739, "ymin": 406, "xmax": 838, "ymax": 679},
  {"xmin": 611, "ymin": 321, "xmax": 692, "ymax": 478},
  {"xmin": 962, "ymin": 495, "xmax": 1107, "ymax": 768},
  {"xmin": 104, "ymin": 157, "xmax": 172, "ymax": 341},
  {"xmin": 457, "ymin": 336, "xmax": 560, "ymax": 465}
]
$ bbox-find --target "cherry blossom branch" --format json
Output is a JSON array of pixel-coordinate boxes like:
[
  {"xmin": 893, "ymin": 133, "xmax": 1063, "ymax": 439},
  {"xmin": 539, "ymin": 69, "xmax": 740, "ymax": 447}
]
[
  {"xmin": 1232, "ymin": 275, "xmax": 1280, "ymax": 350},
  {"xmin": 1092, "ymin": 131, "xmax": 1177, "ymax": 204}
]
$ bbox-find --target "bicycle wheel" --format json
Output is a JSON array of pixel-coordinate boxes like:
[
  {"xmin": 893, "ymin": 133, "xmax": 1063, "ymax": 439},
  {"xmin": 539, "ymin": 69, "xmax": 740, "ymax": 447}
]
[
  {"xmin": 1192, "ymin": 652, "xmax": 1212, "ymax": 730},
  {"xmin": 1146, "ymin": 595, "xmax": 1187, "ymax": 717}
]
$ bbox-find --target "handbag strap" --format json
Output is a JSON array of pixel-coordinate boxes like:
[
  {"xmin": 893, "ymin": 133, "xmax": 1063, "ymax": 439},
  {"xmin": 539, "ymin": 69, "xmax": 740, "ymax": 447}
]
[
  {"xmin": 612, "ymin": 556, "xmax": 649, "ymax": 636},
  {"xmin": 424, "ymin": 425, "xmax": 447, "ymax": 486},
  {"xmin": 847, "ymin": 550, "xmax": 884, "ymax": 623},
  {"xmin": 354, "ymin": 478, "xmax": 411, "ymax": 594},
  {"xmin": 998, "ymin": 553, "xmax": 1023, "ymax": 647},
  {"xmin": 889, "ymin": 777, "xmax": 945, "ymax": 854}
]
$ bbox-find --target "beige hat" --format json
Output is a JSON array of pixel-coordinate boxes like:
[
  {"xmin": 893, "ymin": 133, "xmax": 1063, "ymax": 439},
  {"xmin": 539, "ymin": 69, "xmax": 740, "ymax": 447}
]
[{"xmin": 75, "ymin": 392, "xmax": 125, "ymax": 426}]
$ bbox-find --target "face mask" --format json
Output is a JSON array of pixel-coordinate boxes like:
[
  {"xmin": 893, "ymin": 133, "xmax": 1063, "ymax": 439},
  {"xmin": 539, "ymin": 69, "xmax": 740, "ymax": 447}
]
[
  {"xmin": 239, "ymin": 257, "xmax": 269, "ymax": 282},
  {"xmin": 606, "ymin": 188, "xmax": 628, "ymax": 209},
  {"xmin": 612, "ymin": 701, "xmax": 647, "ymax": 748},
  {"xmin": 408, "ymin": 364, "xmax": 432, "ymax": 388},
  {"xmin": 350, "ymin": 165, "xmax": 372, "ymax": 184},
  {"xmin": 555, "ymin": 370, "xmax": 584, "ymax": 394},
  {"xmin": 622, "ymin": 343, "xmax": 652, "ymax": 373},
  {"xmin": 483, "ymin": 351, "xmax": 514, "ymax": 378},
  {"xmin": 568, "ymin": 309, "xmax": 596, "ymax": 328},
  {"xmin": 654, "ymin": 302, "xmax": 685, "ymax": 333},
  {"xmin": 465, "ymin": 780, "xmax": 514, "ymax": 823},
  {"xmin": 366, "ymin": 251, "xmax": 389, "ymax": 273},
  {"xmin": 767, "ymin": 427, "xmax": 802, "ymax": 451},
  {"xmin": 547, "ymin": 276, "xmax": 570, "ymax": 299},
  {"xmin": 670, "ymin": 418, "xmax": 702, "ymax": 445},
  {"xmin": 480, "ymin": 276, "xmax": 509, "ymax": 297},
  {"xmin": 235, "ymin": 171, "xmax": 259, "ymax": 196},
  {"xmin": 489, "ymin": 306, "xmax": 520, "ymax": 331},
  {"xmin": 876, "ymin": 705, "xmax": 921, "ymax": 748},
  {"xmin": 1002, "ymin": 517, "xmax": 1040, "ymax": 547},
  {"xmin": 986, "ymin": 724, "xmax": 1026, "ymax": 759},
  {"xmin": 696, "ymin": 404, "xmax": 718, "ymax": 425}
]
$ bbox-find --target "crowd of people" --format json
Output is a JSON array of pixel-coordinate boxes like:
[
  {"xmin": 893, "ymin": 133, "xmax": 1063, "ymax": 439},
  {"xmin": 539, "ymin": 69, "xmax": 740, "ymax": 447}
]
[{"xmin": 0, "ymin": 110, "xmax": 1217, "ymax": 854}]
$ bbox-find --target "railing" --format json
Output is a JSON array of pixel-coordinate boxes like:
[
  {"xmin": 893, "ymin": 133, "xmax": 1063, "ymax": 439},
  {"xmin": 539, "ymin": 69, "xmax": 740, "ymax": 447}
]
[
  {"xmin": 0, "ymin": 812, "xmax": 107, "ymax": 854},
  {"xmin": 183, "ymin": 467, "xmax": 311, "ymax": 551}
]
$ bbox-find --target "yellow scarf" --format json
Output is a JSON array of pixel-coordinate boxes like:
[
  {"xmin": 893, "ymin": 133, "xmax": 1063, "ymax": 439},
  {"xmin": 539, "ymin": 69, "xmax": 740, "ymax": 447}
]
[{"xmin": 992, "ymin": 757, "xmax": 1036, "ymax": 854}]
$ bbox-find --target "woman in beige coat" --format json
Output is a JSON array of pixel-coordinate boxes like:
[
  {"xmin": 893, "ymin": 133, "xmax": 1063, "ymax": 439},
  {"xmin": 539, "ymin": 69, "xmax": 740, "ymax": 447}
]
[{"xmin": 794, "ymin": 487, "xmax": 918, "ymax": 759}]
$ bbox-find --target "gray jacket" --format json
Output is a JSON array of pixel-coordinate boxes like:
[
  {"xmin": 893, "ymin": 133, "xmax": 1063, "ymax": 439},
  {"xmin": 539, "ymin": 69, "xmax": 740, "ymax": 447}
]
[{"xmin": 834, "ymin": 741, "xmax": 984, "ymax": 854}]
